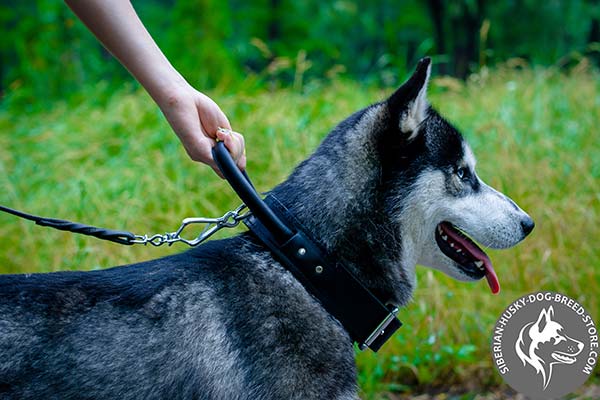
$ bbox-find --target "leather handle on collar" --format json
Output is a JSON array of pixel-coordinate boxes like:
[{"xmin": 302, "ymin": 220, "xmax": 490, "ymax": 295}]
[
  {"xmin": 211, "ymin": 141, "xmax": 402, "ymax": 352},
  {"xmin": 212, "ymin": 141, "xmax": 293, "ymax": 243}
]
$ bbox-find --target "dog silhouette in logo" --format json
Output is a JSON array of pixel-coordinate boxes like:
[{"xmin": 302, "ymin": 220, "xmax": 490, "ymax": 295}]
[{"xmin": 515, "ymin": 306, "xmax": 584, "ymax": 389}]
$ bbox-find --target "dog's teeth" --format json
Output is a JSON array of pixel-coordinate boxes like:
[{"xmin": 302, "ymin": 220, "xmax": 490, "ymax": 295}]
[
  {"xmin": 450, "ymin": 243, "xmax": 454, "ymax": 248},
  {"xmin": 474, "ymin": 261, "xmax": 483, "ymax": 269},
  {"xmin": 442, "ymin": 235, "xmax": 448, "ymax": 241}
]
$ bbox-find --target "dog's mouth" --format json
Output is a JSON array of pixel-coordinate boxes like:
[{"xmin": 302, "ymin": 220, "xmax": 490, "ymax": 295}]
[
  {"xmin": 552, "ymin": 351, "xmax": 578, "ymax": 364},
  {"xmin": 435, "ymin": 222, "xmax": 500, "ymax": 294}
]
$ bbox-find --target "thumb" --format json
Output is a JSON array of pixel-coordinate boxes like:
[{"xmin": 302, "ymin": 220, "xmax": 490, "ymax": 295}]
[
  {"xmin": 216, "ymin": 128, "xmax": 246, "ymax": 170},
  {"xmin": 196, "ymin": 93, "xmax": 231, "ymax": 139}
]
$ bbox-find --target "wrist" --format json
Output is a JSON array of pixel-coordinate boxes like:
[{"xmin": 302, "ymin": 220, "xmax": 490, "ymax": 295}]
[{"xmin": 140, "ymin": 67, "xmax": 192, "ymax": 108}]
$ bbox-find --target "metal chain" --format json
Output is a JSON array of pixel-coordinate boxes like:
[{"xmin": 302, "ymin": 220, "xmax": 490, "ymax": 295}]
[{"xmin": 130, "ymin": 204, "xmax": 251, "ymax": 247}]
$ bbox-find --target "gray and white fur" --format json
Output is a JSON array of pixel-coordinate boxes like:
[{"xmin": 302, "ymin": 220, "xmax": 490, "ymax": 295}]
[{"xmin": 0, "ymin": 58, "xmax": 533, "ymax": 399}]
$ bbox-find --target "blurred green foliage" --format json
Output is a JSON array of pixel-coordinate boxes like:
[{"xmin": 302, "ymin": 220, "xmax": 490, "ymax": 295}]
[{"xmin": 1, "ymin": 0, "xmax": 599, "ymax": 104}]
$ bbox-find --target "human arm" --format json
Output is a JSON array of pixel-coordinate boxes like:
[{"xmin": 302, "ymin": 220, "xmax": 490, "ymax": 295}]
[{"xmin": 65, "ymin": 0, "xmax": 246, "ymax": 174}]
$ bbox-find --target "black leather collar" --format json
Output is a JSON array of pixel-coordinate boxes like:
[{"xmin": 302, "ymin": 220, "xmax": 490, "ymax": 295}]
[{"xmin": 212, "ymin": 142, "xmax": 401, "ymax": 352}]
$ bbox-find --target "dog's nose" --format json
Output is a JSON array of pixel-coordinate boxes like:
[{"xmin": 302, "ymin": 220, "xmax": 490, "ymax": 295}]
[{"xmin": 521, "ymin": 216, "xmax": 535, "ymax": 236}]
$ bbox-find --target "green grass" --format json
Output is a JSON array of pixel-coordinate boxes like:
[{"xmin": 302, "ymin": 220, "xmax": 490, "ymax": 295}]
[{"xmin": 1, "ymin": 66, "xmax": 599, "ymax": 398}]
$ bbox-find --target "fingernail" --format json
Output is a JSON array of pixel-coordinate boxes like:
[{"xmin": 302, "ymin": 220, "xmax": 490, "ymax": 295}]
[{"xmin": 217, "ymin": 127, "xmax": 234, "ymax": 136}]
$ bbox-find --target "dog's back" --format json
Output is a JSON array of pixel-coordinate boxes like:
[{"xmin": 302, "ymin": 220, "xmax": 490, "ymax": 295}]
[{"xmin": 0, "ymin": 235, "xmax": 356, "ymax": 400}]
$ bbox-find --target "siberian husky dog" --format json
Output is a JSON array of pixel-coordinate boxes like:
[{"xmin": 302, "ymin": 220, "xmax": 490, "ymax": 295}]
[
  {"xmin": 516, "ymin": 306, "xmax": 583, "ymax": 390},
  {"xmin": 0, "ymin": 58, "xmax": 533, "ymax": 399}
]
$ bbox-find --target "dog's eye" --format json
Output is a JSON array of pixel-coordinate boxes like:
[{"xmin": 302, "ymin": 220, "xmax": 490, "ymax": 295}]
[{"xmin": 456, "ymin": 167, "xmax": 469, "ymax": 180}]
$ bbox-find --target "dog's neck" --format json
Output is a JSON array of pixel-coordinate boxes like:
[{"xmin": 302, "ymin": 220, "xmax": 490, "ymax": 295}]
[{"xmin": 270, "ymin": 106, "xmax": 414, "ymax": 307}]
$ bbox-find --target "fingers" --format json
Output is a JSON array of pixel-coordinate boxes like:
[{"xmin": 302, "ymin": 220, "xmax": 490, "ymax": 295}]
[
  {"xmin": 158, "ymin": 87, "xmax": 246, "ymax": 176},
  {"xmin": 216, "ymin": 128, "xmax": 247, "ymax": 171},
  {"xmin": 235, "ymin": 132, "xmax": 247, "ymax": 170},
  {"xmin": 183, "ymin": 138, "xmax": 226, "ymax": 179},
  {"xmin": 195, "ymin": 92, "xmax": 246, "ymax": 171},
  {"xmin": 180, "ymin": 134, "xmax": 219, "ymax": 169}
]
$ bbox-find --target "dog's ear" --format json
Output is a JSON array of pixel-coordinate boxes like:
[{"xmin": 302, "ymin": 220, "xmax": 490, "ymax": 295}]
[
  {"xmin": 535, "ymin": 307, "xmax": 552, "ymax": 333},
  {"xmin": 387, "ymin": 57, "xmax": 431, "ymax": 140}
]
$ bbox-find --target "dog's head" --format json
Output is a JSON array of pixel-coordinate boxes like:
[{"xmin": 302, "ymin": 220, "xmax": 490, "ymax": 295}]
[
  {"xmin": 275, "ymin": 58, "xmax": 533, "ymax": 297},
  {"xmin": 515, "ymin": 306, "xmax": 583, "ymax": 388},
  {"xmin": 380, "ymin": 58, "xmax": 534, "ymax": 293}
]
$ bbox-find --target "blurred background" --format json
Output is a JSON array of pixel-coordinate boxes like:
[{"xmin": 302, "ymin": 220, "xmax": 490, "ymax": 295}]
[
  {"xmin": 0, "ymin": 1, "xmax": 599, "ymax": 399},
  {"xmin": 2, "ymin": 0, "xmax": 600, "ymax": 101}
]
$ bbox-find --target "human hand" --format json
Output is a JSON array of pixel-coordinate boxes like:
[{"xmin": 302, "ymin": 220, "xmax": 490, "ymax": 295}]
[
  {"xmin": 65, "ymin": 0, "xmax": 245, "ymax": 176},
  {"xmin": 157, "ymin": 86, "xmax": 246, "ymax": 177}
]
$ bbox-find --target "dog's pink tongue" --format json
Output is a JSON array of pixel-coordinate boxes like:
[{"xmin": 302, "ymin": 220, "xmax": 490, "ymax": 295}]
[
  {"xmin": 468, "ymin": 248, "xmax": 500, "ymax": 294},
  {"xmin": 440, "ymin": 222, "xmax": 500, "ymax": 294},
  {"xmin": 484, "ymin": 259, "xmax": 500, "ymax": 295},
  {"xmin": 455, "ymin": 231, "xmax": 500, "ymax": 294}
]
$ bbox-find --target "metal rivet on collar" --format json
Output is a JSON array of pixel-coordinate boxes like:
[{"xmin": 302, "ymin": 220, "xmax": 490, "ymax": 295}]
[
  {"xmin": 315, "ymin": 265, "xmax": 323, "ymax": 274},
  {"xmin": 297, "ymin": 247, "xmax": 306, "ymax": 256}
]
